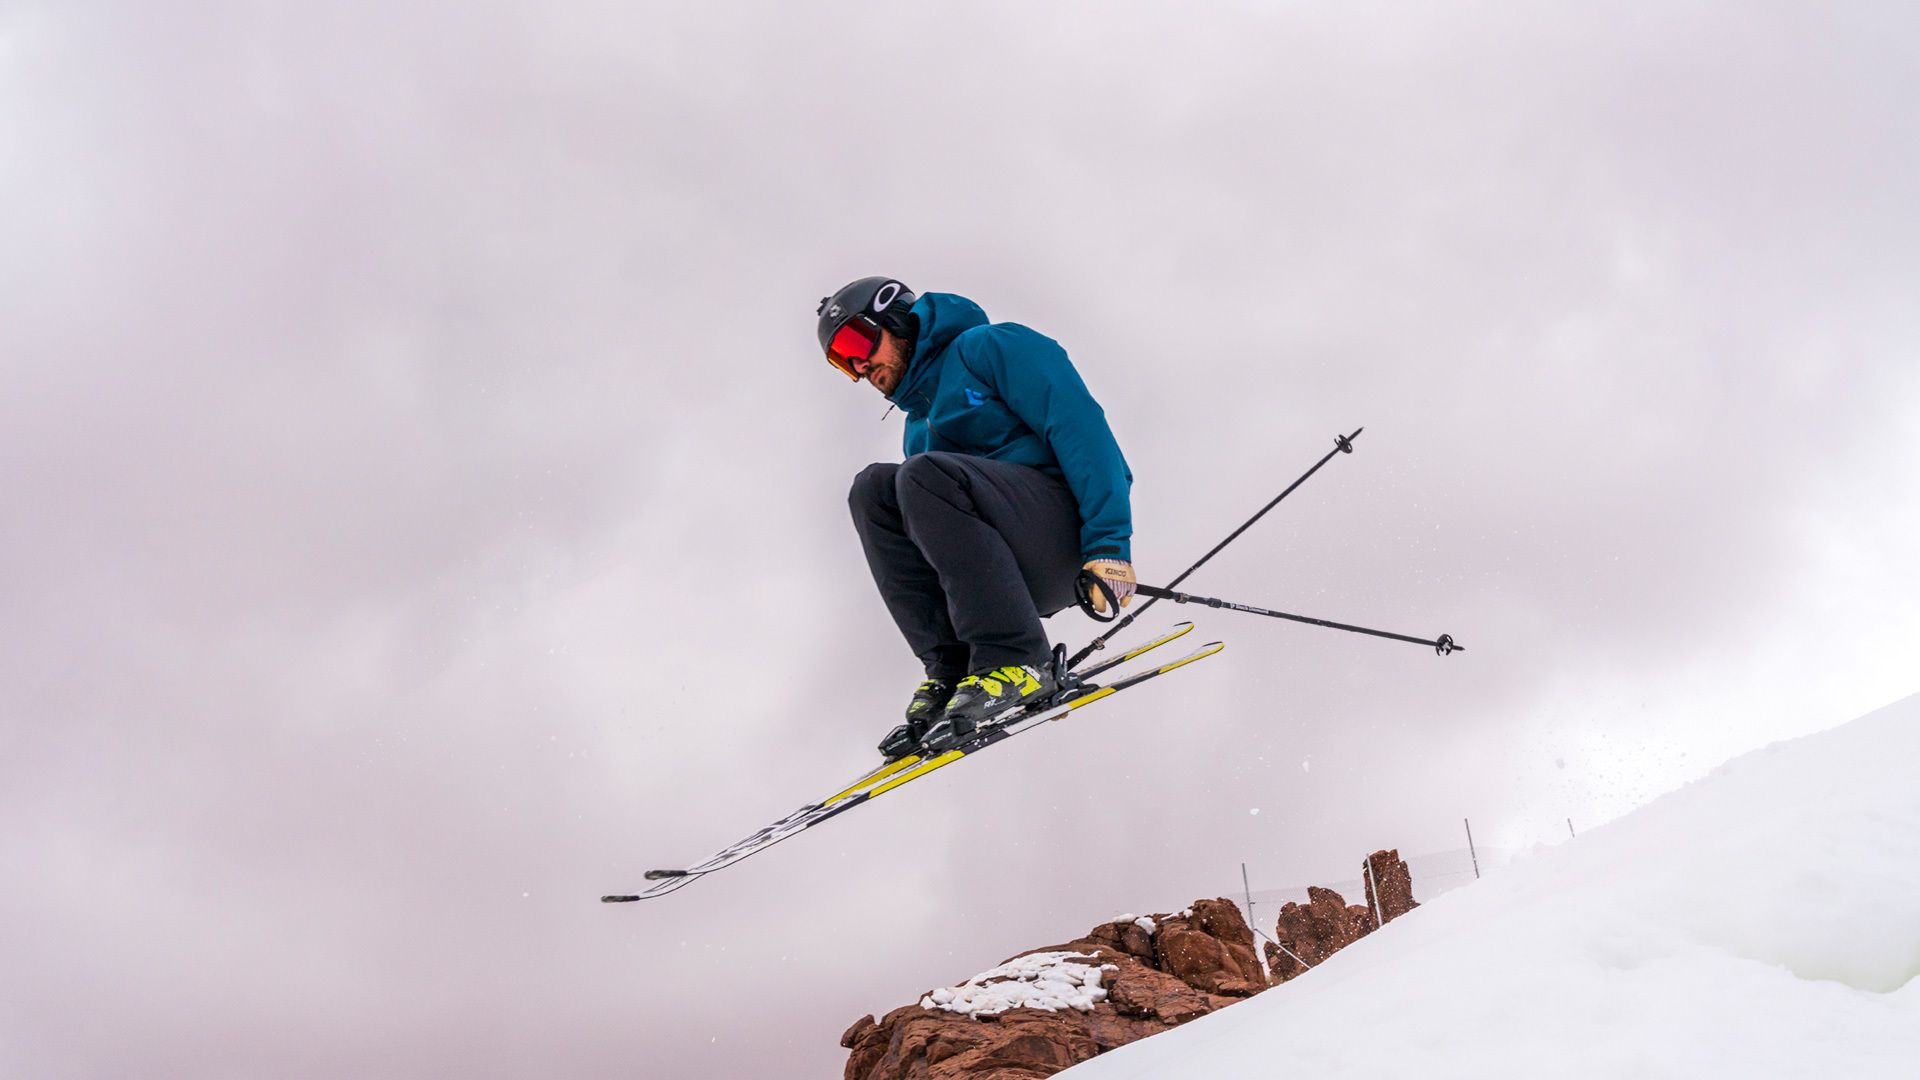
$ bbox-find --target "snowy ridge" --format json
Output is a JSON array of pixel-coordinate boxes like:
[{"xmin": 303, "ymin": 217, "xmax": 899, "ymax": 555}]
[
  {"xmin": 920, "ymin": 951, "xmax": 1119, "ymax": 1018},
  {"xmin": 1066, "ymin": 692, "xmax": 1920, "ymax": 1078}
]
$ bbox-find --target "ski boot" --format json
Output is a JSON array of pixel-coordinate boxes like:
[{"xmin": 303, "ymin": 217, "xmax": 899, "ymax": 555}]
[
  {"xmin": 919, "ymin": 662, "xmax": 1060, "ymax": 752},
  {"xmin": 878, "ymin": 678, "xmax": 955, "ymax": 760}
]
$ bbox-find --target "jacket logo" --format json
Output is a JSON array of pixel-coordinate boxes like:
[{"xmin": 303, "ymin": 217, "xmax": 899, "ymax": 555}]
[{"xmin": 964, "ymin": 388, "xmax": 987, "ymax": 407}]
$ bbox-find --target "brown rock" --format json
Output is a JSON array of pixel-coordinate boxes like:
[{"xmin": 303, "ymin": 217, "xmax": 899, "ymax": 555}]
[
  {"xmin": 1080, "ymin": 918, "xmax": 1155, "ymax": 963},
  {"xmin": 842, "ymin": 860, "xmax": 1425, "ymax": 1078},
  {"xmin": 1152, "ymin": 903, "xmax": 1259, "ymax": 991},
  {"xmin": 1103, "ymin": 963, "xmax": 1218, "ymax": 1023},
  {"xmin": 842, "ymin": 901, "xmax": 1265, "ymax": 1080},
  {"xmin": 840, "ymin": 1011, "xmax": 890, "ymax": 1080},
  {"xmin": 840, "ymin": 1014, "xmax": 876, "ymax": 1049},
  {"xmin": 1150, "ymin": 900, "xmax": 1266, "ymax": 996},
  {"xmin": 1363, "ymin": 849, "xmax": 1419, "ymax": 923},
  {"xmin": 1266, "ymin": 886, "xmax": 1372, "ymax": 984}
]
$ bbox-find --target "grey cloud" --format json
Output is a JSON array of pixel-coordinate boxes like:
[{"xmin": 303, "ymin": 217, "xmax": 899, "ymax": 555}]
[{"xmin": 4, "ymin": 3, "xmax": 1918, "ymax": 1078}]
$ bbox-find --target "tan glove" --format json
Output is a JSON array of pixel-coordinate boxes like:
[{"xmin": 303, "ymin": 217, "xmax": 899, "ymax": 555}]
[{"xmin": 1081, "ymin": 559, "xmax": 1137, "ymax": 614}]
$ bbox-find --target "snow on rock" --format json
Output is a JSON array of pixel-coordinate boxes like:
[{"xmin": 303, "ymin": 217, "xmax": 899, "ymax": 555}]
[
  {"xmin": 1064, "ymin": 691, "xmax": 1920, "ymax": 1078},
  {"xmin": 844, "ymin": 899, "xmax": 1267, "ymax": 1080},
  {"xmin": 919, "ymin": 951, "xmax": 1114, "ymax": 1017}
]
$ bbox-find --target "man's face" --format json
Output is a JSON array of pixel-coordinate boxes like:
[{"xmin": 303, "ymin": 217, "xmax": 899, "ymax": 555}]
[{"xmin": 849, "ymin": 330, "xmax": 909, "ymax": 396}]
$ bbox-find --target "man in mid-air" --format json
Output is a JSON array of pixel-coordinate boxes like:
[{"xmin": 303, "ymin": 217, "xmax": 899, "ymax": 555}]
[{"xmin": 815, "ymin": 276, "xmax": 1137, "ymax": 759}]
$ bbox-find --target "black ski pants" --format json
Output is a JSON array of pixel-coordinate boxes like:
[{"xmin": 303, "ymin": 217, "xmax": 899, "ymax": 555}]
[{"xmin": 849, "ymin": 452, "xmax": 1082, "ymax": 678}]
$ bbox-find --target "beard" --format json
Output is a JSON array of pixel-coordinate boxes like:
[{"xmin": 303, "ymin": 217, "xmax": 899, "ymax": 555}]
[{"xmin": 870, "ymin": 345, "xmax": 908, "ymax": 395}]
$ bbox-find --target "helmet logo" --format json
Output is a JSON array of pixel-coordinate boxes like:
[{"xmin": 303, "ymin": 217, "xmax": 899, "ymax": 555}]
[{"xmin": 871, "ymin": 282, "xmax": 901, "ymax": 313}]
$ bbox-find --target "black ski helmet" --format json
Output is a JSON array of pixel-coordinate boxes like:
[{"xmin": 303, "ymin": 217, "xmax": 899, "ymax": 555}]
[{"xmin": 816, "ymin": 276, "xmax": 917, "ymax": 354}]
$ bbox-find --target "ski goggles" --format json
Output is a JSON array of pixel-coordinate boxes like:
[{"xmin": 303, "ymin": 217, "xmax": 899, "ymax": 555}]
[{"xmin": 824, "ymin": 315, "xmax": 882, "ymax": 381}]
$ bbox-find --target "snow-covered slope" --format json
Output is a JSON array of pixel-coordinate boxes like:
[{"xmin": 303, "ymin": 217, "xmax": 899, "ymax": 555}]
[{"xmin": 1067, "ymin": 693, "xmax": 1920, "ymax": 1079}]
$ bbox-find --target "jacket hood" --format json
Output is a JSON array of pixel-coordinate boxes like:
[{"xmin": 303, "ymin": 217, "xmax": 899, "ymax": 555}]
[{"xmin": 888, "ymin": 292, "xmax": 988, "ymax": 406}]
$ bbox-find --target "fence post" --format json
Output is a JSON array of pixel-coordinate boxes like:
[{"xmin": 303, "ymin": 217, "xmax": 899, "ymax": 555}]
[
  {"xmin": 1364, "ymin": 855, "xmax": 1385, "ymax": 928},
  {"xmin": 1240, "ymin": 862, "xmax": 1256, "ymax": 937}
]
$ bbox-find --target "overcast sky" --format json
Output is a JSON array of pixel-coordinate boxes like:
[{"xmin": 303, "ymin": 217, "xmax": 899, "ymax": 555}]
[{"xmin": 5, "ymin": 2, "xmax": 1918, "ymax": 1077}]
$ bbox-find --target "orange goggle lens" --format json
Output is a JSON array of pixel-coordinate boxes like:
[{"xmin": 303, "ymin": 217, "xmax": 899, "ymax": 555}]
[{"xmin": 826, "ymin": 318, "xmax": 881, "ymax": 380}]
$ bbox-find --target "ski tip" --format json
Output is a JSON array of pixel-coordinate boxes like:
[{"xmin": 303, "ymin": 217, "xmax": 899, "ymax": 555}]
[
  {"xmin": 643, "ymin": 869, "xmax": 690, "ymax": 881},
  {"xmin": 601, "ymin": 895, "xmax": 641, "ymax": 903}
]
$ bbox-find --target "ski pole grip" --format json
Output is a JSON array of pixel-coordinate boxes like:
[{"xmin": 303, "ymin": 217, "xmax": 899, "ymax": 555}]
[{"xmin": 1075, "ymin": 569, "xmax": 1122, "ymax": 623}]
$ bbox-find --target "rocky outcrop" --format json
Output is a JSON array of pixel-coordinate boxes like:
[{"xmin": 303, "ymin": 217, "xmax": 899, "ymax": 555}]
[
  {"xmin": 841, "ymin": 898, "xmax": 1262, "ymax": 1080},
  {"xmin": 1363, "ymin": 848, "xmax": 1419, "ymax": 923},
  {"xmin": 1263, "ymin": 885, "xmax": 1373, "ymax": 983},
  {"xmin": 1264, "ymin": 849, "xmax": 1418, "ymax": 984},
  {"xmin": 843, "ymin": 852, "xmax": 1419, "ymax": 1079}
]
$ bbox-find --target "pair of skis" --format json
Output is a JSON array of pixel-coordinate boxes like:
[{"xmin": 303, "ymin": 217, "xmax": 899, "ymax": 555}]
[{"xmin": 603, "ymin": 622, "xmax": 1222, "ymax": 903}]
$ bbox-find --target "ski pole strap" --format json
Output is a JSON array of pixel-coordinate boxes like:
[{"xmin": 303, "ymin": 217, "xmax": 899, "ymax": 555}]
[
  {"xmin": 1132, "ymin": 584, "xmax": 1464, "ymax": 655},
  {"xmin": 1073, "ymin": 569, "xmax": 1123, "ymax": 623},
  {"xmin": 1067, "ymin": 428, "xmax": 1364, "ymax": 669}
]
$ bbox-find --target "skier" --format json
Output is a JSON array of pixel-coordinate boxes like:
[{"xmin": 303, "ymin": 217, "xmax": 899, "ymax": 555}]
[{"xmin": 816, "ymin": 276, "xmax": 1139, "ymax": 758}]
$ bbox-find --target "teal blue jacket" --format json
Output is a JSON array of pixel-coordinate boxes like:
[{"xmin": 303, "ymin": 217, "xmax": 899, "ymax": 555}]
[{"xmin": 885, "ymin": 293, "xmax": 1132, "ymax": 562}]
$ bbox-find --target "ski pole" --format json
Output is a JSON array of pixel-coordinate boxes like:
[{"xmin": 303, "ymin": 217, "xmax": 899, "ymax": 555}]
[
  {"xmin": 1066, "ymin": 428, "xmax": 1363, "ymax": 670},
  {"xmin": 1080, "ymin": 579, "xmax": 1463, "ymax": 656}
]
